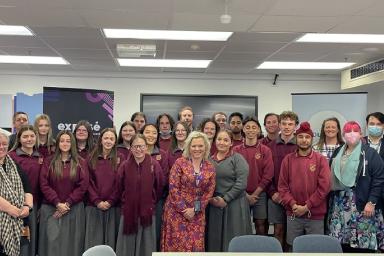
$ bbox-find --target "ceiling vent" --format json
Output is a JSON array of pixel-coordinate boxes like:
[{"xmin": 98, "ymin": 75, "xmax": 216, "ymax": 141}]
[
  {"xmin": 116, "ymin": 44, "xmax": 156, "ymax": 58},
  {"xmin": 341, "ymin": 58, "xmax": 384, "ymax": 89}
]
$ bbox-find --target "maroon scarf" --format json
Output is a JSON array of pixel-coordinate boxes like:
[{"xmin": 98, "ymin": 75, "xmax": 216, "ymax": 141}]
[{"xmin": 122, "ymin": 154, "xmax": 154, "ymax": 235}]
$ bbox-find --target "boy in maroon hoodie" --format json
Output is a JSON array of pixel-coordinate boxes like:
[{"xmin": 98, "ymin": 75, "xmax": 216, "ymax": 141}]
[{"xmin": 278, "ymin": 122, "xmax": 331, "ymax": 248}]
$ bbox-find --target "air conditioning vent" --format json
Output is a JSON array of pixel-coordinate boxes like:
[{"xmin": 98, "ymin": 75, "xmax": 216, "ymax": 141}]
[{"xmin": 351, "ymin": 59, "xmax": 384, "ymax": 79}]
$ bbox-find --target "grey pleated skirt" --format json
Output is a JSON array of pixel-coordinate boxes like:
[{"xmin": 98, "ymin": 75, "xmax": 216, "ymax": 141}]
[
  {"xmin": 84, "ymin": 206, "xmax": 120, "ymax": 250},
  {"xmin": 20, "ymin": 207, "xmax": 38, "ymax": 256},
  {"xmin": 206, "ymin": 195, "xmax": 252, "ymax": 252},
  {"xmin": 38, "ymin": 203, "xmax": 85, "ymax": 256},
  {"xmin": 115, "ymin": 216, "xmax": 156, "ymax": 256}
]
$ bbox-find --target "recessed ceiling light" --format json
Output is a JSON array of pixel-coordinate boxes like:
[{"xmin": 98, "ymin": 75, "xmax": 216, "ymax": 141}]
[
  {"xmin": 297, "ymin": 33, "xmax": 384, "ymax": 43},
  {"xmin": 0, "ymin": 25, "xmax": 33, "ymax": 36},
  {"xmin": 0, "ymin": 55, "xmax": 69, "ymax": 65},
  {"xmin": 117, "ymin": 59, "xmax": 211, "ymax": 68},
  {"xmin": 103, "ymin": 29, "xmax": 233, "ymax": 41},
  {"xmin": 256, "ymin": 61, "xmax": 355, "ymax": 70}
]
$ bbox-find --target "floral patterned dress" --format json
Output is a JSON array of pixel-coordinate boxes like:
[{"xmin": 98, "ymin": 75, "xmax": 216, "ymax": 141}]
[{"xmin": 160, "ymin": 157, "xmax": 216, "ymax": 252}]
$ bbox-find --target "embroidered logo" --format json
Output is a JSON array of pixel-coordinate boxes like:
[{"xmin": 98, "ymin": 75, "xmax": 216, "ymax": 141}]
[
  {"xmin": 156, "ymin": 155, "xmax": 162, "ymax": 161},
  {"xmin": 255, "ymin": 153, "xmax": 261, "ymax": 160},
  {"xmin": 309, "ymin": 163, "xmax": 316, "ymax": 172}
]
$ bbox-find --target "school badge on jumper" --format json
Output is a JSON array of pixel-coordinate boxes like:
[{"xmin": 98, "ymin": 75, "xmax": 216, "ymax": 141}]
[
  {"xmin": 156, "ymin": 155, "xmax": 162, "ymax": 161},
  {"xmin": 255, "ymin": 153, "xmax": 261, "ymax": 159},
  {"xmin": 309, "ymin": 163, "xmax": 316, "ymax": 172}
]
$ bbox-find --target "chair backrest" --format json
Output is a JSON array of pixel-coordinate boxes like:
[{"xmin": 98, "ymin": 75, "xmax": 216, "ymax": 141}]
[
  {"xmin": 82, "ymin": 245, "xmax": 116, "ymax": 256},
  {"xmin": 292, "ymin": 234, "xmax": 342, "ymax": 253},
  {"xmin": 228, "ymin": 235, "xmax": 283, "ymax": 252}
]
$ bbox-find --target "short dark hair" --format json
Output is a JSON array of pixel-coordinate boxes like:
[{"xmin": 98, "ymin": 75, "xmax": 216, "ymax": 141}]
[
  {"xmin": 228, "ymin": 112, "xmax": 243, "ymax": 123},
  {"xmin": 130, "ymin": 112, "xmax": 147, "ymax": 122},
  {"xmin": 263, "ymin": 113, "xmax": 279, "ymax": 126},
  {"xmin": 366, "ymin": 112, "xmax": 384, "ymax": 124},
  {"xmin": 13, "ymin": 111, "xmax": 28, "ymax": 122}
]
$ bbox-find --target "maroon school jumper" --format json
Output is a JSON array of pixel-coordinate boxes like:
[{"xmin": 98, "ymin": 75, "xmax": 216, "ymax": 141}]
[
  {"xmin": 78, "ymin": 148, "xmax": 90, "ymax": 160},
  {"xmin": 151, "ymin": 146, "xmax": 169, "ymax": 186},
  {"xmin": 168, "ymin": 148, "xmax": 183, "ymax": 171},
  {"xmin": 38, "ymin": 144, "xmax": 55, "ymax": 158},
  {"xmin": 117, "ymin": 144, "xmax": 131, "ymax": 160},
  {"xmin": 159, "ymin": 137, "xmax": 172, "ymax": 153},
  {"xmin": 9, "ymin": 148, "xmax": 43, "ymax": 205},
  {"xmin": 86, "ymin": 153, "xmax": 124, "ymax": 207},
  {"xmin": 278, "ymin": 150, "xmax": 331, "ymax": 219},
  {"xmin": 117, "ymin": 154, "xmax": 164, "ymax": 206},
  {"xmin": 266, "ymin": 136, "xmax": 297, "ymax": 197},
  {"xmin": 233, "ymin": 142, "xmax": 274, "ymax": 194},
  {"xmin": 40, "ymin": 157, "xmax": 89, "ymax": 206},
  {"xmin": 232, "ymin": 137, "xmax": 244, "ymax": 148},
  {"xmin": 260, "ymin": 136, "xmax": 273, "ymax": 146}
]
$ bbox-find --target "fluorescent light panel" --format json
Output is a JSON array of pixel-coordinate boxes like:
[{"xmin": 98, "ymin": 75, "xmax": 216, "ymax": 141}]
[
  {"xmin": 0, "ymin": 55, "xmax": 69, "ymax": 65},
  {"xmin": 117, "ymin": 59, "xmax": 211, "ymax": 68},
  {"xmin": 297, "ymin": 33, "xmax": 384, "ymax": 43},
  {"xmin": 103, "ymin": 29, "xmax": 232, "ymax": 41},
  {"xmin": 0, "ymin": 25, "xmax": 33, "ymax": 36},
  {"xmin": 257, "ymin": 61, "xmax": 355, "ymax": 70}
]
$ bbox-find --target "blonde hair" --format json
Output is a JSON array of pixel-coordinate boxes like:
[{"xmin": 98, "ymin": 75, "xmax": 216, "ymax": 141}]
[
  {"xmin": 182, "ymin": 131, "xmax": 211, "ymax": 160},
  {"xmin": 34, "ymin": 114, "xmax": 55, "ymax": 147}
]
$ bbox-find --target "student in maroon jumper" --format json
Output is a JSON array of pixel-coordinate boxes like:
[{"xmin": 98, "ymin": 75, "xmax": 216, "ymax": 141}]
[
  {"xmin": 84, "ymin": 128, "xmax": 124, "ymax": 251},
  {"xmin": 117, "ymin": 121, "xmax": 136, "ymax": 160},
  {"xmin": 9, "ymin": 125, "xmax": 41, "ymax": 256},
  {"xmin": 38, "ymin": 131, "xmax": 89, "ymax": 256},
  {"xmin": 198, "ymin": 118, "xmax": 220, "ymax": 156},
  {"xmin": 266, "ymin": 111, "xmax": 298, "ymax": 247},
  {"xmin": 131, "ymin": 112, "xmax": 147, "ymax": 132},
  {"xmin": 74, "ymin": 120, "xmax": 94, "ymax": 160},
  {"xmin": 212, "ymin": 112, "xmax": 227, "ymax": 131},
  {"xmin": 261, "ymin": 113, "xmax": 280, "ymax": 145},
  {"xmin": 141, "ymin": 124, "xmax": 169, "ymax": 250},
  {"xmin": 34, "ymin": 114, "xmax": 55, "ymax": 158},
  {"xmin": 233, "ymin": 116, "xmax": 274, "ymax": 235},
  {"xmin": 115, "ymin": 134, "xmax": 164, "ymax": 256},
  {"xmin": 156, "ymin": 113, "xmax": 175, "ymax": 152},
  {"xmin": 228, "ymin": 112, "xmax": 244, "ymax": 148},
  {"xmin": 278, "ymin": 122, "xmax": 331, "ymax": 249},
  {"xmin": 168, "ymin": 121, "xmax": 191, "ymax": 170}
]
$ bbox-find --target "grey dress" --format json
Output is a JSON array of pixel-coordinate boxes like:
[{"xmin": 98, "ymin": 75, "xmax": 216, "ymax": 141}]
[{"xmin": 207, "ymin": 152, "xmax": 252, "ymax": 252}]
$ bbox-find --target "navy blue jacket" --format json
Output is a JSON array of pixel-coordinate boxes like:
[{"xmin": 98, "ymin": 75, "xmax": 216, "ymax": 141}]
[
  {"xmin": 330, "ymin": 143, "xmax": 384, "ymax": 211},
  {"xmin": 362, "ymin": 136, "xmax": 384, "ymax": 161}
]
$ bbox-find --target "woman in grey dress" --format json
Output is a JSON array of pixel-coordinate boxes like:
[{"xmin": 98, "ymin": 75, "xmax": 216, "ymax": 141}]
[{"xmin": 207, "ymin": 130, "xmax": 252, "ymax": 251}]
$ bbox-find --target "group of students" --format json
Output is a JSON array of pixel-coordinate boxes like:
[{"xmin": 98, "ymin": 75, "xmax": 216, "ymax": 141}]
[{"xmin": 0, "ymin": 107, "xmax": 383, "ymax": 256}]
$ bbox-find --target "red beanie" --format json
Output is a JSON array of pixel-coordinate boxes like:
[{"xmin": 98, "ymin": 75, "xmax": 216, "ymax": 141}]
[{"xmin": 296, "ymin": 121, "xmax": 314, "ymax": 137}]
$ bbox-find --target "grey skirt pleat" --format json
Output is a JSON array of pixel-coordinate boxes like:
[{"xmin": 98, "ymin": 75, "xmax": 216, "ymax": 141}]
[
  {"xmin": 206, "ymin": 195, "xmax": 252, "ymax": 252},
  {"xmin": 38, "ymin": 203, "xmax": 85, "ymax": 256},
  {"xmin": 115, "ymin": 216, "xmax": 156, "ymax": 256},
  {"xmin": 84, "ymin": 206, "xmax": 120, "ymax": 250},
  {"xmin": 20, "ymin": 207, "xmax": 38, "ymax": 256}
]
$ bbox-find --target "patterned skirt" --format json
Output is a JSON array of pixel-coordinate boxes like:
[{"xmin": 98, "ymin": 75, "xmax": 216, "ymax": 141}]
[{"xmin": 328, "ymin": 188, "xmax": 384, "ymax": 250}]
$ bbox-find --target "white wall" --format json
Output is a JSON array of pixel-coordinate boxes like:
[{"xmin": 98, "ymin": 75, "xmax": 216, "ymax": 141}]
[{"xmin": 0, "ymin": 71, "xmax": 381, "ymax": 127}]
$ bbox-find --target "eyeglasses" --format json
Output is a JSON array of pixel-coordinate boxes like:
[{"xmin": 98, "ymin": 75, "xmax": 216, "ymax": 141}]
[
  {"xmin": 0, "ymin": 143, "xmax": 8, "ymax": 148},
  {"xmin": 175, "ymin": 129, "xmax": 187, "ymax": 133},
  {"xmin": 131, "ymin": 144, "xmax": 147, "ymax": 150}
]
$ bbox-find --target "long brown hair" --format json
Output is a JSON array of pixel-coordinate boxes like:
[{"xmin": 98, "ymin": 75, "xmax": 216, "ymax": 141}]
[
  {"xmin": 315, "ymin": 117, "xmax": 344, "ymax": 150},
  {"xmin": 89, "ymin": 128, "xmax": 118, "ymax": 171},
  {"xmin": 50, "ymin": 131, "xmax": 80, "ymax": 180},
  {"xmin": 11, "ymin": 125, "xmax": 37, "ymax": 151},
  {"xmin": 34, "ymin": 114, "xmax": 55, "ymax": 148}
]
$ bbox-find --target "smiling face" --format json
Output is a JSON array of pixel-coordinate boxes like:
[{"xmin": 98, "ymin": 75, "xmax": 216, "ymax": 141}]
[
  {"xmin": 215, "ymin": 114, "xmax": 227, "ymax": 130},
  {"xmin": 296, "ymin": 133, "xmax": 312, "ymax": 151},
  {"xmin": 142, "ymin": 125, "xmax": 158, "ymax": 146},
  {"xmin": 180, "ymin": 110, "xmax": 193, "ymax": 127},
  {"xmin": 279, "ymin": 118, "xmax": 296, "ymax": 137},
  {"xmin": 323, "ymin": 120, "xmax": 339, "ymax": 140},
  {"xmin": 75, "ymin": 125, "xmax": 89, "ymax": 142},
  {"xmin": 13, "ymin": 113, "xmax": 28, "ymax": 131},
  {"xmin": 121, "ymin": 124, "xmax": 136, "ymax": 143},
  {"xmin": 59, "ymin": 134, "xmax": 71, "ymax": 153},
  {"xmin": 243, "ymin": 121, "xmax": 260, "ymax": 140},
  {"xmin": 189, "ymin": 137, "xmax": 206, "ymax": 160},
  {"xmin": 175, "ymin": 123, "xmax": 188, "ymax": 142},
  {"xmin": 20, "ymin": 129, "xmax": 36, "ymax": 150},
  {"xmin": 131, "ymin": 137, "xmax": 147, "ymax": 160},
  {"xmin": 215, "ymin": 131, "xmax": 232, "ymax": 154},
  {"xmin": 101, "ymin": 131, "xmax": 116, "ymax": 151},
  {"xmin": 203, "ymin": 121, "xmax": 216, "ymax": 140},
  {"xmin": 265, "ymin": 115, "xmax": 279, "ymax": 135}
]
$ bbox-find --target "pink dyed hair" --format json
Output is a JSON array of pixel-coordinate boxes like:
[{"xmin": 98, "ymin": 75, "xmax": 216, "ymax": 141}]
[{"xmin": 343, "ymin": 121, "xmax": 361, "ymax": 133}]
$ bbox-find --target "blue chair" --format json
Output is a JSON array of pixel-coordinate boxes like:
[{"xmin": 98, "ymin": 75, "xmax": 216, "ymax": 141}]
[
  {"xmin": 228, "ymin": 235, "xmax": 283, "ymax": 252},
  {"xmin": 82, "ymin": 245, "xmax": 116, "ymax": 256},
  {"xmin": 293, "ymin": 234, "xmax": 342, "ymax": 253}
]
